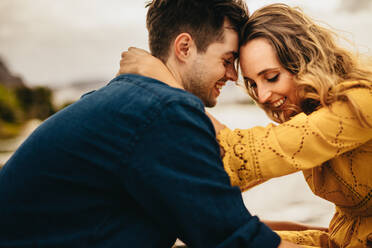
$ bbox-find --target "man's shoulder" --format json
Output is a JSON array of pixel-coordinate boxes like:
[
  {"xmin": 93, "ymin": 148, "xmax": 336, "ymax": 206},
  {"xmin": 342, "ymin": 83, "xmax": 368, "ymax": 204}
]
[{"xmin": 109, "ymin": 74, "xmax": 204, "ymax": 110}]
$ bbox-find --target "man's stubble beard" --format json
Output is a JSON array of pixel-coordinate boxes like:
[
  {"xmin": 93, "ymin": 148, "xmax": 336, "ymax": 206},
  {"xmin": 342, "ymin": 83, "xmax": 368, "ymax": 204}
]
[{"xmin": 183, "ymin": 59, "xmax": 216, "ymax": 108}]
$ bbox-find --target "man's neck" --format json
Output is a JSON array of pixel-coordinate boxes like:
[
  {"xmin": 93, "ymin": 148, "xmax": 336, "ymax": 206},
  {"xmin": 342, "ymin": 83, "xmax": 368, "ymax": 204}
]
[{"xmin": 163, "ymin": 60, "xmax": 185, "ymax": 90}]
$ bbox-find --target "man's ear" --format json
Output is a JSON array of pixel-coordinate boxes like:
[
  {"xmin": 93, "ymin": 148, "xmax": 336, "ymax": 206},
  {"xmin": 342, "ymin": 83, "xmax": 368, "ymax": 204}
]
[{"xmin": 173, "ymin": 33, "xmax": 195, "ymax": 62}]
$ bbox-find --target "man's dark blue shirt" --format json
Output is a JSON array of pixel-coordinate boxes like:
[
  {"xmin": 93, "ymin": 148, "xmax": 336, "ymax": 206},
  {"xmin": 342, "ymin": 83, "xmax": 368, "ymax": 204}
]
[{"xmin": 0, "ymin": 74, "xmax": 280, "ymax": 247}]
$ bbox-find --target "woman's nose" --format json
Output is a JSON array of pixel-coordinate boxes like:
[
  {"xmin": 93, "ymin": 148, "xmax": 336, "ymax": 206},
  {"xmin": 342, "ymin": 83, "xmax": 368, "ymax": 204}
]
[{"xmin": 257, "ymin": 87, "xmax": 272, "ymax": 104}]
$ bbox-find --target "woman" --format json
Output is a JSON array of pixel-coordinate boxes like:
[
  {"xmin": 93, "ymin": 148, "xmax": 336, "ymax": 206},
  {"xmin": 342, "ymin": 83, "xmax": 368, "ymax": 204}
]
[{"xmin": 117, "ymin": 4, "xmax": 372, "ymax": 247}]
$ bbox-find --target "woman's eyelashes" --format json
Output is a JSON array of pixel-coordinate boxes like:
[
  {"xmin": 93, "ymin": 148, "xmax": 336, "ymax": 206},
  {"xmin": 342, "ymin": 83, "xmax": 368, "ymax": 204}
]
[
  {"xmin": 267, "ymin": 74, "xmax": 279, "ymax": 82},
  {"xmin": 244, "ymin": 72, "xmax": 279, "ymax": 88}
]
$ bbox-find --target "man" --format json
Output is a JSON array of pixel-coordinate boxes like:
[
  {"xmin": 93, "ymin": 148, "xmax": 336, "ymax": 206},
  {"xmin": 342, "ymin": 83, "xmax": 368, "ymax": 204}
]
[{"xmin": 0, "ymin": 1, "xmax": 297, "ymax": 247}]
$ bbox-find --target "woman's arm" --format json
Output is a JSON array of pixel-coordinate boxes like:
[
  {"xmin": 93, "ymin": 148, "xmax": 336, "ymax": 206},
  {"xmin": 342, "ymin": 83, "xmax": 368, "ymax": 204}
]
[
  {"xmin": 205, "ymin": 111, "xmax": 227, "ymax": 135},
  {"xmin": 205, "ymin": 111, "xmax": 227, "ymax": 157},
  {"xmin": 263, "ymin": 220, "xmax": 328, "ymax": 232},
  {"xmin": 117, "ymin": 47, "xmax": 182, "ymax": 89},
  {"xmin": 217, "ymin": 86, "xmax": 372, "ymax": 190}
]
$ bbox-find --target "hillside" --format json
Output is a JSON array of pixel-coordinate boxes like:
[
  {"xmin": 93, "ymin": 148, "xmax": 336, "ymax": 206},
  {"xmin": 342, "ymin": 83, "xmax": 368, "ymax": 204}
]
[
  {"xmin": 0, "ymin": 57, "xmax": 55, "ymax": 138},
  {"xmin": 0, "ymin": 59, "xmax": 25, "ymax": 88}
]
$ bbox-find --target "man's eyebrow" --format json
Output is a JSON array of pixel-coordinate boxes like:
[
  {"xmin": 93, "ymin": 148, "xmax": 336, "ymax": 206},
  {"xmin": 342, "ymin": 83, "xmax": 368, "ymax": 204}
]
[{"xmin": 225, "ymin": 51, "xmax": 238, "ymax": 59}]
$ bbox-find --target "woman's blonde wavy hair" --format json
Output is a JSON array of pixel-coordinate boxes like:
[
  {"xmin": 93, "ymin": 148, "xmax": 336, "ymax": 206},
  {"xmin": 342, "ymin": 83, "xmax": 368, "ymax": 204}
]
[{"xmin": 241, "ymin": 3, "xmax": 372, "ymax": 126}]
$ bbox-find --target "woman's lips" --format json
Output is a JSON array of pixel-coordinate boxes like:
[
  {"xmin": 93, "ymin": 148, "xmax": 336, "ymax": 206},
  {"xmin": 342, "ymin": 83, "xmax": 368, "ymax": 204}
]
[{"xmin": 272, "ymin": 97, "xmax": 287, "ymax": 108}]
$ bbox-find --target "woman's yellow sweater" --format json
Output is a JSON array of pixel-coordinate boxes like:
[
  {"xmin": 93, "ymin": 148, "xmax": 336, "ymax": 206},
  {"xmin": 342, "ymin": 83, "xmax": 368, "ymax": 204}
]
[{"xmin": 217, "ymin": 82, "xmax": 372, "ymax": 247}]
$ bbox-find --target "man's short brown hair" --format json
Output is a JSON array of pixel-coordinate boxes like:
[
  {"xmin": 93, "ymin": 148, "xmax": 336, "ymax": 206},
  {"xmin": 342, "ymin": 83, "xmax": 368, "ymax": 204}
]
[{"xmin": 146, "ymin": 0, "xmax": 249, "ymax": 62}]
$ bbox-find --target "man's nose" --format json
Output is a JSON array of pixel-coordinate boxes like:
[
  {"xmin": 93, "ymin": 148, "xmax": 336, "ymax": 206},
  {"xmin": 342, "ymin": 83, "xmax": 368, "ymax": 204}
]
[
  {"xmin": 257, "ymin": 86, "xmax": 272, "ymax": 104},
  {"xmin": 226, "ymin": 65, "xmax": 238, "ymax": 82}
]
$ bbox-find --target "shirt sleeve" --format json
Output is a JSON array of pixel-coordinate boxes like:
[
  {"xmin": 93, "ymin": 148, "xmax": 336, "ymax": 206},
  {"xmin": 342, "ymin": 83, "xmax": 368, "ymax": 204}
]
[
  {"xmin": 122, "ymin": 100, "xmax": 280, "ymax": 248},
  {"xmin": 218, "ymin": 86, "xmax": 372, "ymax": 191}
]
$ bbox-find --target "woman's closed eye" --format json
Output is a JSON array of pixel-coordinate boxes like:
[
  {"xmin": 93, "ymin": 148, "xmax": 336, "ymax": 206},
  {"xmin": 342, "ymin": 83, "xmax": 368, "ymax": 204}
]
[
  {"xmin": 267, "ymin": 74, "xmax": 279, "ymax": 82},
  {"xmin": 223, "ymin": 58, "xmax": 235, "ymax": 67}
]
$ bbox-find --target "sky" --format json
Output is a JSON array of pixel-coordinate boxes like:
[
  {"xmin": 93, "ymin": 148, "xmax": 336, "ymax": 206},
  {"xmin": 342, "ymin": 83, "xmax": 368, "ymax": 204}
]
[{"xmin": 0, "ymin": 0, "xmax": 372, "ymax": 87}]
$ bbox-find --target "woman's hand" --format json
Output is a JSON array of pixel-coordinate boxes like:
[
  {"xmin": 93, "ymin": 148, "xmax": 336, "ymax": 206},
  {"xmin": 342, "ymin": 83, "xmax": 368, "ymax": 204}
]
[
  {"xmin": 117, "ymin": 47, "xmax": 181, "ymax": 89},
  {"xmin": 205, "ymin": 111, "xmax": 227, "ymax": 135},
  {"xmin": 205, "ymin": 111, "xmax": 227, "ymax": 157}
]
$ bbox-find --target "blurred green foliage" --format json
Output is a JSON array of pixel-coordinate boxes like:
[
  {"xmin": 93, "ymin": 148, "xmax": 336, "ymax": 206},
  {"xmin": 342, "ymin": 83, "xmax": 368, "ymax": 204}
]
[
  {"xmin": 0, "ymin": 84, "xmax": 57, "ymax": 138},
  {"xmin": 0, "ymin": 84, "xmax": 22, "ymax": 123},
  {"xmin": 15, "ymin": 86, "xmax": 55, "ymax": 120}
]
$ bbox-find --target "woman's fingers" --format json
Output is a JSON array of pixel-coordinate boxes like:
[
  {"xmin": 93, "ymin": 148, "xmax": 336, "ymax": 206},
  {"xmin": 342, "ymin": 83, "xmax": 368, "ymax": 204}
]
[
  {"xmin": 118, "ymin": 48, "xmax": 147, "ymax": 75},
  {"xmin": 116, "ymin": 47, "xmax": 179, "ymax": 89}
]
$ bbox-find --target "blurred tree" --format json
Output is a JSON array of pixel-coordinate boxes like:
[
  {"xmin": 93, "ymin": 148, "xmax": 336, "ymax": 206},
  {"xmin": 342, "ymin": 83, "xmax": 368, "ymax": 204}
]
[
  {"xmin": 0, "ymin": 58, "xmax": 58, "ymax": 138},
  {"xmin": 14, "ymin": 86, "xmax": 33, "ymax": 115},
  {"xmin": 29, "ymin": 86, "xmax": 56, "ymax": 120},
  {"xmin": 15, "ymin": 86, "xmax": 56, "ymax": 120},
  {"xmin": 0, "ymin": 84, "xmax": 22, "ymax": 123}
]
